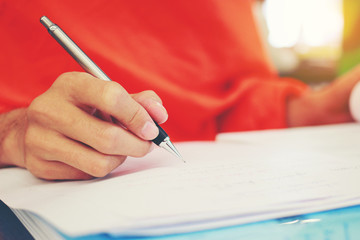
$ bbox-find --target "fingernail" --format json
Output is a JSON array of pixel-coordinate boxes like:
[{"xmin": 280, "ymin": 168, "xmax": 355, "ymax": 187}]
[{"xmin": 141, "ymin": 121, "xmax": 159, "ymax": 140}]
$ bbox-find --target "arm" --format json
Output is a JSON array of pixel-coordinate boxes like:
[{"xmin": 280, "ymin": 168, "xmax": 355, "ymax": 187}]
[
  {"xmin": 287, "ymin": 65, "xmax": 360, "ymax": 127},
  {"xmin": 0, "ymin": 72, "xmax": 168, "ymax": 180}
]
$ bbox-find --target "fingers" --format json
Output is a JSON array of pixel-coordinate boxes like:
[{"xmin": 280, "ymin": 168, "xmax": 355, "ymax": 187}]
[
  {"xmin": 25, "ymin": 126, "xmax": 129, "ymax": 179},
  {"xmin": 24, "ymin": 71, "xmax": 165, "ymax": 180},
  {"xmin": 53, "ymin": 72, "xmax": 159, "ymax": 140},
  {"xmin": 31, "ymin": 101, "xmax": 152, "ymax": 157},
  {"xmin": 26, "ymin": 158, "xmax": 94, "ymax": 180},
  {"xmin": 132, "ymin": 90, "xmax": 168, "ymax": 124}
]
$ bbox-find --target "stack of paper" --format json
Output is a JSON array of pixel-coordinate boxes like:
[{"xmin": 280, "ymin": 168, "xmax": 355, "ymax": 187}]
[{"xmin": 1, "ymin": 123, "xmax": 360, "ymax": 239}]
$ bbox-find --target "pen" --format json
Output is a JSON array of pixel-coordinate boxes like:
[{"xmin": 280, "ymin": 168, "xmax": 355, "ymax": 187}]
[{"xmin": 40, "ymin": 16, "xmax": 183, "ymax": 160}]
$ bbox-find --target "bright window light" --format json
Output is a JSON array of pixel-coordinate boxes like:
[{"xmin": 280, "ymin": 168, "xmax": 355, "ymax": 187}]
[{"xmin": 263, "ymin": 0, "xmax": 343, "ymax": 48}]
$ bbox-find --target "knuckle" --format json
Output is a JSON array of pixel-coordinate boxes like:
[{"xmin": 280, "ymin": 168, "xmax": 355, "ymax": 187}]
[
  {"xmin": 127, "ymin": 105, "xmax": 144, "ymax": 127},
  {"xmin": 144, "ymin": 90, "xmax": 157, "ymax": 96},
  {"xmin": 57, "ymin": 72, "xmax": 73, "ymax": 81},
  {"xmin": 135, "ymin": 90, "xmax": 162, "ymax": 104},
  {"xmin": 23, "ymin": 126, "xmax": 36, "ymax": 149},
  {"xmin": 55, "ymin": 72, "xmax": 87, "ymax": 85},
  {"xmin": 52, "ymin": 72, "xmax": 91, "ymax": 97},
  {"xmin": 96, "ymin": 127, "xmax": 120, "ymax": 154},
  {"xmin": 27, "ymin": 96, "xmax": 49, "ymax": 122},
  {"xmin": 27, "ymin": 94, "xmax": 62, "ymax": 126},
  {"xmin": 52, "ymin": 72, "xmax": 74, "ymax": 89},
  {"xmin": 144, "ymin": 90, "xmax": 161, "ymax": 102},
  {"xmin": 89, "ymin": 160, "xmax": 112, "ymax": 178},
  {"xmin": 26, "ymin": 158, "xmax": 47, "ymax": 179},
  {"xmin": 23, "ymin": 126, "xmax": 48, "ymax": 155},
  {"xmin": 101, "ymin": 82, "xmax": 126, "ymax": 110}
]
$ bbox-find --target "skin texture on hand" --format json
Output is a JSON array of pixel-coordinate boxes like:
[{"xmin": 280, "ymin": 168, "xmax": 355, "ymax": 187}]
[
  {"xmin": 0, "ymin": 72, "xmax": 168, "ymax": 180},
  {"xmin": 287, "ymin": 65, "xmax": 360, "ymax": 127}
]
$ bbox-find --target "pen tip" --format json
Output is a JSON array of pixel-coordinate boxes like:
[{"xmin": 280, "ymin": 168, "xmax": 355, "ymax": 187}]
[{"xmin": 159, "ymin": 138, "xmax": 184, "ymax": 162}]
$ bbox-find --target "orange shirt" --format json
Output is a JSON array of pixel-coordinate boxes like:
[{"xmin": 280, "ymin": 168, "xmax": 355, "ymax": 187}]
[{"xmin": 0, "ymin": 0, "xmax": 307, "ymax": 141}]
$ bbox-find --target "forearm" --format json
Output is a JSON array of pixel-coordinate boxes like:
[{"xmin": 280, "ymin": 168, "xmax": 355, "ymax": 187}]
[
  {"xmin": 0, "ymin": 108, "xmax": 27, "ymax": 168},
  {"xmin": 287, "ymin": 85, "xmax": 353, "ymax": 127}
]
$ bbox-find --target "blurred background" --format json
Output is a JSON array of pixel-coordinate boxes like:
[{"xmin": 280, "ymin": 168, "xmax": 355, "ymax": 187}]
[{"xmin": 254, "ymin": 0, "xmax": 360, "ymax": 86}]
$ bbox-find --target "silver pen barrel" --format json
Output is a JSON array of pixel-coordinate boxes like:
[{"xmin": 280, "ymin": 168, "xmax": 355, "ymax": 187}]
[{"xmin": 40, "ymin": 16, "xmax": 111, "ymax": 81}]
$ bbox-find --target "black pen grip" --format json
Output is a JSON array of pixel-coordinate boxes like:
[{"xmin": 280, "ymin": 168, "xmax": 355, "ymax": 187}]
[{"xmin": 152, "ymin": 122, "xmax": 168, "ymax": 145}]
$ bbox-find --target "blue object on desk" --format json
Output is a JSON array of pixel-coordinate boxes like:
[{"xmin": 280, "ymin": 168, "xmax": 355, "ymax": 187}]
[
  {"xmin": 0, "ymin": 200, "xmax": 34, "ymax": 240},
  {"xmin": 62, "ymin": 205, "xmax": 360, "ymax": 240},
  {"xmin": 2, "ymin": 199, "xmax": 360, "ymax": 240}
]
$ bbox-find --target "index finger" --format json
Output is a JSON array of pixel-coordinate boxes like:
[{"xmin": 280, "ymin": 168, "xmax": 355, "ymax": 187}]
[{"xmin": 53, "ymin": 72, "xmax": 159, "ymax": 140}]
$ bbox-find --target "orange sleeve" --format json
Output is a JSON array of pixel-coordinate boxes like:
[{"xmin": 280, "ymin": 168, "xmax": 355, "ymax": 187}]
[
  {"xmin": 217, "ymin": 77, "xmax": 308, "ymax": 133},
  {"xmin": 0, "ymin": 0, "xmax": 309, "ymax": 141}
]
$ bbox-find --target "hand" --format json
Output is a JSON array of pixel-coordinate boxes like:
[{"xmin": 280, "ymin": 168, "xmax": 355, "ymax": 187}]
[
  {"xmin": 0, "ymin": 72, "xmax": 168, "ymax": 180},
  {"xmin": 288, "ymin": 65, "xmax": 360, "ymax": 126}
]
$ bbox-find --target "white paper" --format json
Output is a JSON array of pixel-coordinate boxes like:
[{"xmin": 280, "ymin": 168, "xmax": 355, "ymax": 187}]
[{"xmin": 1, "ymin": 124, "xmax": 360, "ymax": 237}]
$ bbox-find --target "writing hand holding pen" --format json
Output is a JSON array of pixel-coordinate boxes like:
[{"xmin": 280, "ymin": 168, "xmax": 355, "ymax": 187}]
[
  {"xmin": 0, "ymin": 16, "xmax": 181, "ymax": 180},
  {"xmin": 40, "ymin": 16, "xmax": 182, "ymax": 159},
  {"xmin": 5, "ymin": 72, "xmax": 168, "ymax": 180}
]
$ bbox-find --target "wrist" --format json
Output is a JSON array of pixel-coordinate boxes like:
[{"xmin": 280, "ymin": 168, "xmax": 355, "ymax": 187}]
[{"xmin": 0, "ymin": 108, "xmax": 27, "ymax": 168}]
